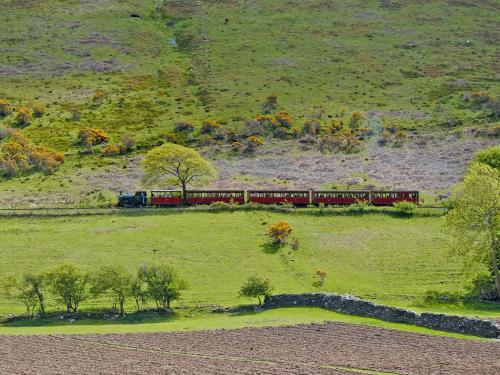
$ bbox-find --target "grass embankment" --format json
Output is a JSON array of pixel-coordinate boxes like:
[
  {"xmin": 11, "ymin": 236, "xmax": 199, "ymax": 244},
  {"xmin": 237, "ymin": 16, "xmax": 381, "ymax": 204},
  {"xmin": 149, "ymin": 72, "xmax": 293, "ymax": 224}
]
[
  {"xmin": 0, "ymin": 307, "xmax": 488, "ymax": 340},
  {"xmin": 0, "ymin": 210, "xmax": 498, "ymax": 335}
]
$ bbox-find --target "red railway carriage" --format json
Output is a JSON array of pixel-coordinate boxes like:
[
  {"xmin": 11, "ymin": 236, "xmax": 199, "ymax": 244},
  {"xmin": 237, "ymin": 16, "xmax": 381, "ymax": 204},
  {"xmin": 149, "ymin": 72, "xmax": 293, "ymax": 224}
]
[
  {"xmin": 370, "ymin": 191, "xmax": 419, "ymax": 206},
  {"xmin": 312, "ymin": 191, "xmax": 369, "ymax": 205},
  {"xmin": 248, "ymin": 190, "xmax": 310, "ymax": 206},
  {"xmin": 150, "ymin": 190, "xmax": 183, "ymax": 206},
  {"xmin": 186, "ymin": 190, "xmax": 245, "ymax": 205}
]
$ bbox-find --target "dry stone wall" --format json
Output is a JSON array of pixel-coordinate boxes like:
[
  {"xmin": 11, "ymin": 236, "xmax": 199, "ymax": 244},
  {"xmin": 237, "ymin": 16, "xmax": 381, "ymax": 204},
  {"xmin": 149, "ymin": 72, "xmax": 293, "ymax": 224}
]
[{"xmin": 263, "ymin": 293, "xmax": 500, "ymax": 338}]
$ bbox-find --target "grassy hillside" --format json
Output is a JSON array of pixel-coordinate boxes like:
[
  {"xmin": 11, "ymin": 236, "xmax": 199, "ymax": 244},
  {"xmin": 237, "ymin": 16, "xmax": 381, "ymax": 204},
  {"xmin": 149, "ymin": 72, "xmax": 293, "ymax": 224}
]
[
  {"xmin": 0, "ymin": 211, "xmax": 497, "ymax": 319},
  {"xmin": 0, "ymin": 0, "xmax": 498, "ymax": 203}
]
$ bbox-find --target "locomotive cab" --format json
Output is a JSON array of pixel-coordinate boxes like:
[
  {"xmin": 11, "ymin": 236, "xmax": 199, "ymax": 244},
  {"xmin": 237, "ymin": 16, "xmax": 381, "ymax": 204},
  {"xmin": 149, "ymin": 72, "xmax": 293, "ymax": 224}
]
[{"xmin": 118, "ymin": 191, "xmax": 147, "ymax": 207}]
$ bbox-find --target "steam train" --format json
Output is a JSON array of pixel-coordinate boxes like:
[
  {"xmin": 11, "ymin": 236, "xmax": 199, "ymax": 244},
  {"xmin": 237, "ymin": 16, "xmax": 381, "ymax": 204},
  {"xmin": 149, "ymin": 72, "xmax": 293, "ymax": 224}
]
[{"xmin": 118, "ymin": 189, "xmax": 419, "ymax": 207}]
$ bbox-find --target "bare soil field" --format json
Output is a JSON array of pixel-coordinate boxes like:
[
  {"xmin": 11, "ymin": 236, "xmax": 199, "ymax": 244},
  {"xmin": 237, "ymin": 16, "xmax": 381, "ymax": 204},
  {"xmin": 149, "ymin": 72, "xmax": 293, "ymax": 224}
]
[{"xmin": 1, "ymin": 322, "xmax": 499, "ymax": 374}]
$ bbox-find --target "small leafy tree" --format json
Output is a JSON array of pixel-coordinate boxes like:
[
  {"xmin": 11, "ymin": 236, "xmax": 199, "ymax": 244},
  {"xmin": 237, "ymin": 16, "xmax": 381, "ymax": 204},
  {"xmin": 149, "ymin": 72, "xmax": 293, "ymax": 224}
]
[
  {"xmin": 46, "ymin": 264, "xmax": 89, "ymax": 313},
  {"xmin": 267, "ymin": 221, "xmax": 293, "ymax": 246},
  {"xmin": 91, "ymin": 265, "xmax": 132, "ymax": 315},
  {"xmin": 239, "ymin": 276, "xmax": 273, "ymax": 305},
  {"xmin": 137, "ymin": 264, "xmax": 188, "ymax": 310},
  {"xmin": 445, "ymin": 162, "xmax": 500, "ymax": 298},
  {"xmin": 141, "ymin": 143, "xmax": 216, "ymax": 203},
  {"xmin": 130, "ymin": 276, "xmax": 147, "ymax": 311},
  {"xmin": 3, "ymin": 273, "xmax": 46, "ymax": 318}
]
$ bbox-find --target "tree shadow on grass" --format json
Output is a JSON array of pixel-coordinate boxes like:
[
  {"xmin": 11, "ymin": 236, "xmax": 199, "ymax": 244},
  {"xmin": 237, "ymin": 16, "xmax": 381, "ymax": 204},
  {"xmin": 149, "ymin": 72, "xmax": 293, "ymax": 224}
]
[
  {"xmin": 1, "ymin": 309, "xmax": 179, "ymax": 328},
  {"xmin": 260, "ymin": 242, "xmax": 281, "ymax": 254}
]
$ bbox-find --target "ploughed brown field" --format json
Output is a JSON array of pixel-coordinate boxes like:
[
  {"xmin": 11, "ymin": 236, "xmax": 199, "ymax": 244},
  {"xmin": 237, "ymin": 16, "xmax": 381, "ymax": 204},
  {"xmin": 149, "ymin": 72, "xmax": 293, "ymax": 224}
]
[{"xmin": 1, "ymin": 322, "xmax": 499, "ymax": 375}]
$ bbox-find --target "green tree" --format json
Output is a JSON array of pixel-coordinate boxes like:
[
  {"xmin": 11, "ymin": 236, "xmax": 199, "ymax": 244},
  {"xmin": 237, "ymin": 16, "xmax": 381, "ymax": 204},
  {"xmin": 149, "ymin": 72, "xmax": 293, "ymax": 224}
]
[
  {"xmin": 445, "ymin": 162, "xmax": 500, "ymax": 297},
  {"xmin": 141, "ymin": 143, "xmax": 216, "ymax": 203},
  {"xmin": 91, "ymin": 265, "xmax": 132, "ymax": 315},
  {"xmin": 130, "ymin": 275, "xmax": 147, "ymax": 311},
  {"xmin": 137, "ymin": 264, "xmax": 188, "ymax": 310},
  {"xmin": 474, "ymin": 145, "xmax": 500, "ymax": 170},
  {"xmin": 3, "ymin": 274, "xmax": 46, "ymax": 318},
  {"xmin": 46, "ymin": 264, "xmax": 89, "ymax": 313},
  {"xmin": 239, "ymin": 276, "xmax": 274, "ymax": 305}
]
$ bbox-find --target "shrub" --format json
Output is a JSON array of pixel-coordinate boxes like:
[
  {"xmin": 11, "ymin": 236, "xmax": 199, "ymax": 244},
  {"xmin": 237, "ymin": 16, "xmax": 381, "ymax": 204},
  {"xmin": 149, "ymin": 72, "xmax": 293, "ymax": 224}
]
[
  {"xmin": 316, "ymin": 269, "xmax": 327, "ymax": 286},
  {"xmin": 245, "ymin": 135, "xmax": 264, "ymax": 153},
  {"xmin": 327, "ymin": 118, "xmax": 344, "ymax": 134},
  {"xmin": 349, "ymin": 111, "xmax": 364, "ymax": 131},
  {"xmin": 46, "ymin": 264, "xmax": 90, "ymax": 313},
  {"xmin": 231, "ymin": 141, "xmax": 243, "ymax": 152},
  {"xmin": 71, "ymin": 108, "xmax": 82, "ymax": 121},
  {"xmin": 137, "ymin": 264, "xmax": 188, "ymax": 310},
  {"xmin": 164, "ymin": 132, "xmax": 178, "ymax": 144},
  {"xmin": 378, "ymin": 126, "xmax": 407, "ymax": 147},
  {"xmin": 200, "ymin": 134, "xmax": 214, "ymax": 145},
  {"xmin": 242, "ymin": 119, "xmax": 265, "ymax": 136},
  {"xmin": 303, "ymin": 120, "xmax": 322, "ymax": 135},
  {"xmin": 239, "ymin": 276, "xmax": 273, "ymax": 305},
  {"xmin": 393, "ymin": 201, "xmax": 417, "ymax": 215},
  {"xmin": 267, "ymin": 220, "xmax": 292, "ymax": 245},
  {"xmin": 320, "ymin": 129, "xmax": 361, "ymax": 153},
  {"xmin": 92, "ymin": 89, "xmax": 106, "ymax": 104},
  {"xmin": 33, "ymin": 105, "xmax": 45, "ymax": 118},
  {"xmin": 299, "ymin": 134, "xmax": 318, "ymax": 145},
  {"xmin": 120, "ymin": 134, "xmax": 135, "ymax": 152},
  {"xmin": 272, "ymin": 126, "xmax": 288, "ymax": 139},
  {"xmin": 77, "ymin": 128, "xmax": 109, "ymax": 149},
  {"xmin": 470, "ymin": 91, "xmax": 493, "ymax": 105},
  {"xmin": 275, "ymin": 112, "xmax": 293, "ymax": 128},
  {"xmin": 174, "ymin": 122, "xmax": 195, "ymax": 133},
  {"xmin": 225, "ymin": 129, "xmax": 238, "ymax": 143},
  {"xmin": 262, "ymin": 94, "xmax": 277, "ymax": 114},
  {"xmin": 30, "ymin": 145, "xmax": 65, "ymax": 174},
  {"xmin": 16, "ymin": 107, "xmax": 33, "ymax": 126},
  {"xmin": 101, "ymin": 144, "xmax": 122, "ymax": 157},
  {"xmin": 0, "ymin": 131, "xmax": 63, "ymax": 176},
  {"xmin": 0, "ymin": 98, "xmax": 13, "ymax": 116},
  {"xmin": 200, "ymin": 119, "xmax": 220, "ymax": 134}
]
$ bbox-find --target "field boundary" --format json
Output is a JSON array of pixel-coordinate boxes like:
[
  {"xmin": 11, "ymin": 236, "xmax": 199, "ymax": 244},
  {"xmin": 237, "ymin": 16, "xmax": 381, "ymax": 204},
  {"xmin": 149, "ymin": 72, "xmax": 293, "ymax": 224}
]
[{"xmin": 263, "ymin": 293, "xmax": 500, "ymax": 339}]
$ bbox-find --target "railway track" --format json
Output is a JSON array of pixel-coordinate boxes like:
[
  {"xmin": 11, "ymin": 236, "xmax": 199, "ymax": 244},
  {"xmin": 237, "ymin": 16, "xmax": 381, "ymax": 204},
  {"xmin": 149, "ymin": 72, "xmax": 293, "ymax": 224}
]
[{"xmin": 0, "ymin": 205, "xmax": 447, "ymax": 217}]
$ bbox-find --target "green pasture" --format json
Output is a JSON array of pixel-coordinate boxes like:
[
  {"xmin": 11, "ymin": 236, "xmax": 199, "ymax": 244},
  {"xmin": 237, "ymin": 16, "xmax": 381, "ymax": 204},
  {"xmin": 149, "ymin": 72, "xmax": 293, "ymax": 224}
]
[
  {"xmin": 0, "ymin": 307, "xmax": 489, "ymax": 340},
  {"xmin": 0, "ymin": 211, "xmax": 497, "ymax": 320}
]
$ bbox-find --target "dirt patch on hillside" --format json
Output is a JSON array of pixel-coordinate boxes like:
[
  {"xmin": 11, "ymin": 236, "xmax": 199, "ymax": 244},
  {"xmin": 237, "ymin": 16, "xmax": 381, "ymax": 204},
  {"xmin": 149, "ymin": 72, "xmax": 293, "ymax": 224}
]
[
  {"xmin": 212, "ymin": 134, "xmax": 498, "ymax": 193},
  {"xmin": 0, "ymin": 322, "xmax": 499, "ymax": 374}
]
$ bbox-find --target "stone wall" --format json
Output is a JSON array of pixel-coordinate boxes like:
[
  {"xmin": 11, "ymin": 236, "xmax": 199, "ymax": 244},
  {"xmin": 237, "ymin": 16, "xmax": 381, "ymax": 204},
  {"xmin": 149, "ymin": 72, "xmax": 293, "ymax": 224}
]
[{"xmin": 263, "ymin": 293, "xmax": 500, "ymax": 339}]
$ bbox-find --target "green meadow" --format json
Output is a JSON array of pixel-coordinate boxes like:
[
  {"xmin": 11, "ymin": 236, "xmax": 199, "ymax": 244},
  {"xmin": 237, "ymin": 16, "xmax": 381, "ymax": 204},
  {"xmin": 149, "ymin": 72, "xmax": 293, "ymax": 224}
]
[{"xmin": 0, "ymin": 210, "xmax": 498, "ymax": 334}]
